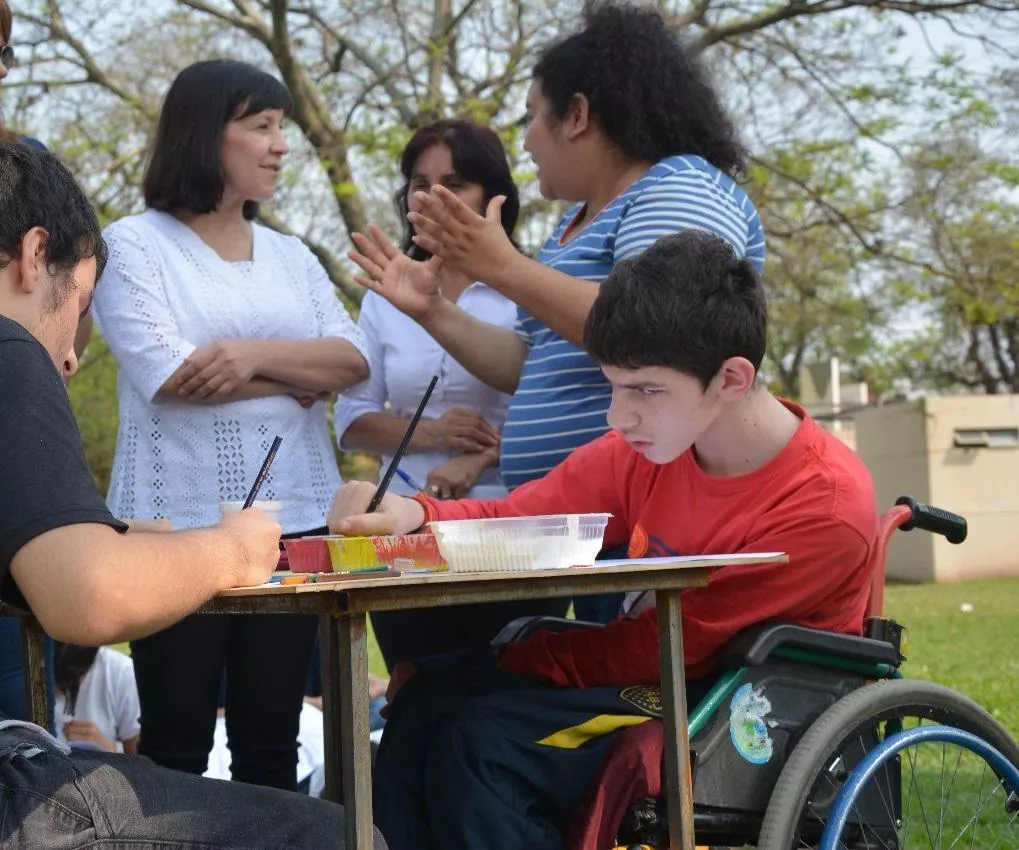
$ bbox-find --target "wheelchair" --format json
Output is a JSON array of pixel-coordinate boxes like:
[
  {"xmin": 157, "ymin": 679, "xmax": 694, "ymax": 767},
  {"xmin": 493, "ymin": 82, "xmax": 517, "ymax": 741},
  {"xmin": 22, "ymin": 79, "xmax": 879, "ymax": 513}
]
[{"xmin": 509, "ymin": 496, "xmax": 1019, "ymax": 849}]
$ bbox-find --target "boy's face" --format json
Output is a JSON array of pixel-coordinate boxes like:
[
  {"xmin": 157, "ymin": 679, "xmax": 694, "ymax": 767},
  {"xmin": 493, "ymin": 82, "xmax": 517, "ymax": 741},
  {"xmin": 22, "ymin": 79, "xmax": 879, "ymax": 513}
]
[{"xmin": 603, "ymin": 364, "xmax": 720, "ymax": 464}]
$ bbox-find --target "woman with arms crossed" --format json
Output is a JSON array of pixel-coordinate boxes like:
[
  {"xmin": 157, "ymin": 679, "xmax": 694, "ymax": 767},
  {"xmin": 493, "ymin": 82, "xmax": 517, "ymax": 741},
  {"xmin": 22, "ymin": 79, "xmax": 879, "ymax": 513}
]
[{"xmin": 94, "ymin": 59, "xmax": 369, "ymax": 791}]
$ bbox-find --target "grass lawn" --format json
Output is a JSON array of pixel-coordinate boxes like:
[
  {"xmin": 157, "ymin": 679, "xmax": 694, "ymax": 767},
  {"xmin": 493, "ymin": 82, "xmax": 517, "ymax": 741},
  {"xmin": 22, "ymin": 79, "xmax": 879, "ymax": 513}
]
[{"xmin": 884, "ymin": 578, "xmax": 1019, "ymax": 738}]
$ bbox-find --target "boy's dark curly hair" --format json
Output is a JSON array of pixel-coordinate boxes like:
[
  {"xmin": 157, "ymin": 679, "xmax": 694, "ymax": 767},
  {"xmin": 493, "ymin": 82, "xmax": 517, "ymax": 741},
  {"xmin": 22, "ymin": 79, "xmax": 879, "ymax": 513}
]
[{"xmin": 532, "ymin": 0, "xmax": 745, "ymax": 176}]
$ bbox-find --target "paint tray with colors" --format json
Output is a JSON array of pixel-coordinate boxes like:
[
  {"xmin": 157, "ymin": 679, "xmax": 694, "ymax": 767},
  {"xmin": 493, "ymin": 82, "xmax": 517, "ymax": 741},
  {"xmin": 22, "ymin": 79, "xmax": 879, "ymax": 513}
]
[{"xmin": 281, "ymin": 536, "xmax": 332, "ymax": 574}]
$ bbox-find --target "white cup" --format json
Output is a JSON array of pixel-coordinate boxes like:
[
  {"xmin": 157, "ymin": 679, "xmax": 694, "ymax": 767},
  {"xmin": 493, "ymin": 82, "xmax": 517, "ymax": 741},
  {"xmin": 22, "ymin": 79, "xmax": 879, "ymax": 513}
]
[{"xmin": 220, "ymin": 500, "xmax": 284, "ymax": 525}]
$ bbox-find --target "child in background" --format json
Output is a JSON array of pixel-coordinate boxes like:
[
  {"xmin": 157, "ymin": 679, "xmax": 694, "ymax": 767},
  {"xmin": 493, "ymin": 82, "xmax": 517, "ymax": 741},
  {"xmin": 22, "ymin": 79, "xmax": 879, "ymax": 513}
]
[{"xmin": 54, "ymin": 643, "xmax": 140, "ymax": 754}]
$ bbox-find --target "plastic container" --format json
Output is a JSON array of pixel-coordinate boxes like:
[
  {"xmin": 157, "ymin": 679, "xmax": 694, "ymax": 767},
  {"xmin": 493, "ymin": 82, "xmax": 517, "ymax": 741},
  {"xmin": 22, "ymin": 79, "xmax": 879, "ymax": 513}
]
[
  {"xmin": 428, "ymin": 514, "xmax": 611, "ymax": 573},
  {"xmin": 282, "ymin": 536, "xmax": 332, "ymax": 574},
  {"xmin": 371, "ymin": 534, "xmax": 446, "ymax": 570},
  {"xmin": 220, "ymin": 500, "xmax": 284, "ymax": 525}
]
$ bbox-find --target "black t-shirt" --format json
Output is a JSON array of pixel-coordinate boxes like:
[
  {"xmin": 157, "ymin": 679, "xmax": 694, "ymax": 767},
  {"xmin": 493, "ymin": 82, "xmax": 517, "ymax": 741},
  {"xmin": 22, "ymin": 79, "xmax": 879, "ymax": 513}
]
[{"xmin": 0, "ymin": 315, "xmax": 126, "ymax": 608}]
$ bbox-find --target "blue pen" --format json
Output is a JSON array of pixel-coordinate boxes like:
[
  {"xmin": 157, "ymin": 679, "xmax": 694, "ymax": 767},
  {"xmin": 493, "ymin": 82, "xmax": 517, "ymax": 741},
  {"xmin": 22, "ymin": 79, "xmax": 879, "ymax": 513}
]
[{"xmin": 395, "ymin": 467, "xmax": 424, "ymax": 492}]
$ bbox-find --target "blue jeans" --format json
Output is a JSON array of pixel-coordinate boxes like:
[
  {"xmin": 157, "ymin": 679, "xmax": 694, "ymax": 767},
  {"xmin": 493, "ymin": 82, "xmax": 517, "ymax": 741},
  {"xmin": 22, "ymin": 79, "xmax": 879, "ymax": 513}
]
[
  {"xmin": 0, "ymin": 620, "xmax": 54, "ymax": 728},
  {"xmin": 0, "ymin": 720, "xmax": 388, "ymax": 848}
]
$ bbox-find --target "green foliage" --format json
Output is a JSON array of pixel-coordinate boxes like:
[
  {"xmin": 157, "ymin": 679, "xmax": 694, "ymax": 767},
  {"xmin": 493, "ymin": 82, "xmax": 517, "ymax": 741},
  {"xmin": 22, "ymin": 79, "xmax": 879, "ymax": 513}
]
[{"xmin": 67, "ymin": 333, "xmax": 119, "ymax": 495}]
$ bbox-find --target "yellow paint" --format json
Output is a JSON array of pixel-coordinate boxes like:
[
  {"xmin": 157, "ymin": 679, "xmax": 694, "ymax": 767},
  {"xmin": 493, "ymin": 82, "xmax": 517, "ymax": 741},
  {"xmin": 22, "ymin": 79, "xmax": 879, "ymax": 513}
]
[
  {"xmin": 537, "ymin": 714, "xmax": 650, "ymax": 749},
  {"xmin": 325, "ymin": 537, "xmax": 379, "ymax": 571}
]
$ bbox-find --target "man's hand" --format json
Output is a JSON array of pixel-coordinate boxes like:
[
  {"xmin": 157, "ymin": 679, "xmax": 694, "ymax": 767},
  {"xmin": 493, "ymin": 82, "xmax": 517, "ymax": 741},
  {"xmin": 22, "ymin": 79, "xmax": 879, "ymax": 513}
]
[
  {"xmin": 326, "ymin": 481, "xmax": 426, "ymax": 536},
  {"xmin": 425, "ymin": 452, "xmax": 495, "ymax": 499},
  {"xmin": 63, "ymin": 720, "xmax": 117, "ymax": 753},
  {"xmin": 171, "ymin": 340, "xmax": 262, "ymax": 399},
  {"xmin": 216, "ymin": 508, "xmax": 283, "ymax": 587},
  {"xmin": 420, "ymin": 408, "xmax": 499, "ymax": 454}
]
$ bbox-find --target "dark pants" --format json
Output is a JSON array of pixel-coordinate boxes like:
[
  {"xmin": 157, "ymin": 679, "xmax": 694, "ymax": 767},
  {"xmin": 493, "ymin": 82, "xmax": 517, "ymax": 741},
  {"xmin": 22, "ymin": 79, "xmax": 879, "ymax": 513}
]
[
  {"xmin": 131, "ymin": 611, "xmax": 317, "ymax": 791},
  {"xmin": 373, "ymin": 662, "xmax": 693, "ymax": 850},
  {"xmin": 0, "ymin": 720, "xmax": 386, "ymax": 848},
  {"xmin": 0, "ymin": 620, "xmax": 54, "ymax": 729},
  {"xmin": 371, "ymin": 597, "xmax": 570, "ymax": 669}
]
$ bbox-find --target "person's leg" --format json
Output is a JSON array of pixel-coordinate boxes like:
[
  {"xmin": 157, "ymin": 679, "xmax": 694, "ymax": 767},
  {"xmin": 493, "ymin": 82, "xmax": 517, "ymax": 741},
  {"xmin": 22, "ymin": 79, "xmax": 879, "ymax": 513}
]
[
  {"xmin": 0, "ymin": 722, "xmax": 388, "ymax": 849},
  {"xmin": 372, "ymin": 598, "xmax": 573, "ymax": 670},
  {"xmin": 373, "ymin": 663, "xmax": 540, "ymax": 850},
  {"xmin": 370, "ymin": 608, "xmax": 463, "ymax": 669},
  {"xmin": 460, "ymin": 598, "xmax": 573, "ymax": 648},
  {"xmin": 130, "ymin": 614, "xmax": 227, "ymax": 774},
  {"xmin": 225, "ymin": 612, "xmax": 319, "ymax": 790},
  {"xmin": 424, "ymin": 684, "xmax": 657, "ymax": 850}
]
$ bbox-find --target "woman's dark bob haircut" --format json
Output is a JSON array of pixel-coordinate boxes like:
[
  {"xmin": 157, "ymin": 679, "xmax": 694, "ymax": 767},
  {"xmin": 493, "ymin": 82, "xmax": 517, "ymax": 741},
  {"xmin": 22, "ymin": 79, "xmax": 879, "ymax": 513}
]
[
  {"xmin": 532, "ymin": 0, "xmax": 745, "ymax": 177},
  {"xmin": 394, "ymin": 119, "xmax": 520, "ymax": 261},
  {"xmin": 144, "ymin": 59, "xmax": 292, "ymax": 221}
]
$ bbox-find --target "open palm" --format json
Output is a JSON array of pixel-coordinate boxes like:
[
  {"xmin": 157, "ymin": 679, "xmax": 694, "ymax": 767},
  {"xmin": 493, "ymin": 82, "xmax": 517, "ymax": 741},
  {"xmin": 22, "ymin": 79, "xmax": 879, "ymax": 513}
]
[{"xmin": 350, "ymin": 225, "xmax": 444, "ymax": 322}]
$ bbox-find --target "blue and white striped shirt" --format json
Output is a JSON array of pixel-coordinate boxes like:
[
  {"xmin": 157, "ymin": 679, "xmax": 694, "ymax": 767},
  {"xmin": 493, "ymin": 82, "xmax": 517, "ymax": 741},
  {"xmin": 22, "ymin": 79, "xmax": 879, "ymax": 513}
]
[{"xmin": 499, "ymin": 154, "xmax": 765, "ymax": 489}]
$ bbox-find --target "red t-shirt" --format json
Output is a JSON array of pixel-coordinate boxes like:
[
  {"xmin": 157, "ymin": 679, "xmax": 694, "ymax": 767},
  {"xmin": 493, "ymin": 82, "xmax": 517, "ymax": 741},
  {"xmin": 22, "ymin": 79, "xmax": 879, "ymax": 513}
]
[{"xmin": 417, "ymin": 402, "xmax": 878, "ymax": 686}]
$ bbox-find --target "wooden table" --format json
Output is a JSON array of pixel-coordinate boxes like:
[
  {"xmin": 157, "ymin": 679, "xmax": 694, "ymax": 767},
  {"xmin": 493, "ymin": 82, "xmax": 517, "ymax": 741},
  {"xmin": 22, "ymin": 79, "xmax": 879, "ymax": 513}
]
[{"xmin": 200, "ymin": 552, "xmax": 787, "ymax": 850}]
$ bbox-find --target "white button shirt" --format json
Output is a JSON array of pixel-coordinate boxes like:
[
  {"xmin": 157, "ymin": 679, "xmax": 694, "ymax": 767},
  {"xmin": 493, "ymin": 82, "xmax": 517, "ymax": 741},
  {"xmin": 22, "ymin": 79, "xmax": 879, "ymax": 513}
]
[{"xmin": 334, "ymin": 286, "xmax": 516, "ymax": 498}]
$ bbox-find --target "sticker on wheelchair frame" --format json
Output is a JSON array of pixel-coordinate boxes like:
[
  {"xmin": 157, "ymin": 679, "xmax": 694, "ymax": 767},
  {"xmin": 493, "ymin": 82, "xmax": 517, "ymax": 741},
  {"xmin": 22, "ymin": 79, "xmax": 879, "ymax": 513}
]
[{"xmin": 728, "ymin": 683, "xmax": 774, "ymax": 764}]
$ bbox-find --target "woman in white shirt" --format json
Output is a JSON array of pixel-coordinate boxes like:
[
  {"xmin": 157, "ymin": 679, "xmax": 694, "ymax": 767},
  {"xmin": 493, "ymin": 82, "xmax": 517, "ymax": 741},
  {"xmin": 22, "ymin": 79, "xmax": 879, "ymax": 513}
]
[
  {"xmin": 93, "ymin": 59, "xmax": 369, "ymax": 791},
  {"xmin": 334, "ymin": 120, "xmax": 568, "ymax": 668}
]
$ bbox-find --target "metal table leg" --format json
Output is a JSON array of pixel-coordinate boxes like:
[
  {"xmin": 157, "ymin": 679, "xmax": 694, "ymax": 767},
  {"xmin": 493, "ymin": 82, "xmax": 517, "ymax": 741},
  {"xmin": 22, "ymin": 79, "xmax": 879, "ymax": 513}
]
[
  {"xmin": 657, "ymin": 589, "xmax": 696, "ymax": 850},
  {"xmin": 330, "ymin": 612, "xmax": 373, "ymax": 849},
  {"xmin": 21, "ymin": 616, "xmax": 49, "ymax": 730}
]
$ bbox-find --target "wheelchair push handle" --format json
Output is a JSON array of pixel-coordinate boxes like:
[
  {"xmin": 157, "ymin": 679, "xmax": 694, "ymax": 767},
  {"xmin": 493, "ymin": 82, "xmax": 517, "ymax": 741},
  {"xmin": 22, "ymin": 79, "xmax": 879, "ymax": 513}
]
[{"xmin": 895, "ymin": 496, "xmax": 968, "ymax": 544}]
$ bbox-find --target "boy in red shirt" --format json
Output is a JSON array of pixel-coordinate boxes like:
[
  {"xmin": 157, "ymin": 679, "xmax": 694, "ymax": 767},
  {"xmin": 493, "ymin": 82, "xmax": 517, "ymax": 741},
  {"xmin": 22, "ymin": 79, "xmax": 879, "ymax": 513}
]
[{"xmin": 330, "ymin": 230, "xmax": 878, "ymax": 850}]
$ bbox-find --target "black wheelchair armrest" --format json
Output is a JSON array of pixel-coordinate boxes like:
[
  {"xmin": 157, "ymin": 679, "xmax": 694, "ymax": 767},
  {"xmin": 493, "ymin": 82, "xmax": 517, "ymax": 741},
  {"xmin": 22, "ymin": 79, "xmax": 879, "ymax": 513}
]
[
  {"xmin": 492, "ymin": 615, "xmax": 605, "ymax": 647},
  {"xmin": 719, "ymin": 622, "xmax": 901, "ymax": 669}
]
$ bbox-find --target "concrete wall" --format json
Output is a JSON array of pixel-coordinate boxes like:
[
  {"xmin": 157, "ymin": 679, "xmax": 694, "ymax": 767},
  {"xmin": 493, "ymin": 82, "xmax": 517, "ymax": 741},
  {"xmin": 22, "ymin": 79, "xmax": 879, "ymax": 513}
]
[{"xmin": 856, "ymin": 395, "xmax": 1019, "ymax": 582}]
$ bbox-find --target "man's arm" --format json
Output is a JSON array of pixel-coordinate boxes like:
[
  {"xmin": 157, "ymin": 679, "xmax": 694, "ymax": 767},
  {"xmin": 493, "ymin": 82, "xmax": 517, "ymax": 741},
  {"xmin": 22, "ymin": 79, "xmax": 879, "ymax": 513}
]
[
  {"xmin": 500, "ymin": 518, "xmax": 874, "ymax": 688},
  {"xmin": 9, "ymin": 510, "xmax": 280, "ymax": 646}
]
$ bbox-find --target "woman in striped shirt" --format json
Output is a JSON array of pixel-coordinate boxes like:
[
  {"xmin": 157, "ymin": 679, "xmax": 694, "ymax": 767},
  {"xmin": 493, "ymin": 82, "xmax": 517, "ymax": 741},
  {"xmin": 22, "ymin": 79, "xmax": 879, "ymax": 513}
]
[{"xmin": 350, "ymin": 0, "xmax": 765, "ymax": 621}]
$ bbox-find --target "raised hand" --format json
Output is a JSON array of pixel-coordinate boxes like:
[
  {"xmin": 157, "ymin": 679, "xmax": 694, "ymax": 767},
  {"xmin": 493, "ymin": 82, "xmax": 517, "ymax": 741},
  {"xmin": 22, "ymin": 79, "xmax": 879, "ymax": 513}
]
[
  {"xmin": 349, "ymin": 225, "xmax": 445, "ymax": 323},
  {"xmin": 407, "ymin": 188, "xmax": 518, "ymax": 284}
]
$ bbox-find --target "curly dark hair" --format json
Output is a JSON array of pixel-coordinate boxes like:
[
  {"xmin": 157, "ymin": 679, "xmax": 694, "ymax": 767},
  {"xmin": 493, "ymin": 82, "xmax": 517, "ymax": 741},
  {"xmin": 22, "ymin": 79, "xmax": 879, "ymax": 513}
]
[{"xmin": 532, "ymin": 0, "xmax": 745, "ymax": 176}]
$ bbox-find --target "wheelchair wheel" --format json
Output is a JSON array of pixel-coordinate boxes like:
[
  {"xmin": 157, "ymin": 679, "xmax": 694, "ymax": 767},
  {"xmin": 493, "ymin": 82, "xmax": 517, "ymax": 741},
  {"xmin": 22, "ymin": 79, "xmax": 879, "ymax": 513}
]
[
  {"xmin": 817, "ymin": 723, "xmax": 1019, "ymax": 849},
  {"xmin": 757, "ymin": 679, "xmax": 1019, "ymax": 849}
]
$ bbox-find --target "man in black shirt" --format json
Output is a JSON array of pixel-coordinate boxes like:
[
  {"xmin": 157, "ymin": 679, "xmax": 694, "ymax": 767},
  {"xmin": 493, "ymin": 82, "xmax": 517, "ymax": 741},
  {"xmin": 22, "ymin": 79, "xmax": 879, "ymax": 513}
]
[{"xmin": 0, "ymin": 142, "xmax": 383, "ymax": 845}]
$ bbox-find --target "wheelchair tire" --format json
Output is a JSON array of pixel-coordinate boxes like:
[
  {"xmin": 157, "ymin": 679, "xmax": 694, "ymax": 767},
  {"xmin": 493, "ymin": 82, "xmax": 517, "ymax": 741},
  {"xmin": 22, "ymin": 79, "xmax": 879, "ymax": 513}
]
[
  {"xmin": 817, "ymin": 723, "xmax": 1019, "ymax": 849},
  {"xmin": 756, "ymin": 678, "xmax": 1019, "ymax": 849}
]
